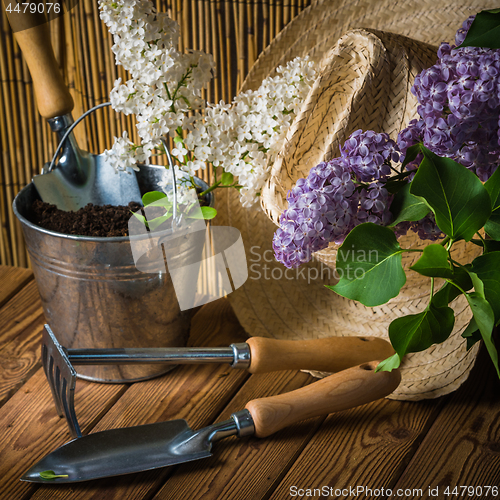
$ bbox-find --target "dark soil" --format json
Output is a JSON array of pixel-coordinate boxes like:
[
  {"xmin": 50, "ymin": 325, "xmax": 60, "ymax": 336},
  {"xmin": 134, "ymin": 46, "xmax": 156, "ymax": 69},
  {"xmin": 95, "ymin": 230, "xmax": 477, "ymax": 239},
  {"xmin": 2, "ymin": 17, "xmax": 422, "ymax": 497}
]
[
  {"xmin": 31, "ymin": 200, "xmax": 142, "ymax": 237},
  {"xmin": 31, "ymin": 188, "xmax": 209, "ymax": 237}
]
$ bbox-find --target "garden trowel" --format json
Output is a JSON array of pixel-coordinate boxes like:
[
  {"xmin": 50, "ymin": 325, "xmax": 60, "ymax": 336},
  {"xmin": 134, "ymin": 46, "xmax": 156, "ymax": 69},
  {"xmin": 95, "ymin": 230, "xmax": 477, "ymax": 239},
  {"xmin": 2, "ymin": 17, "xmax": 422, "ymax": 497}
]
[
  {"xmin": 7, "ymin": 9, "xmax": 142, "ymax": 211},
  {"xmin": 21, "ymin": 363, "xmax": 400, "ymax": 483}
]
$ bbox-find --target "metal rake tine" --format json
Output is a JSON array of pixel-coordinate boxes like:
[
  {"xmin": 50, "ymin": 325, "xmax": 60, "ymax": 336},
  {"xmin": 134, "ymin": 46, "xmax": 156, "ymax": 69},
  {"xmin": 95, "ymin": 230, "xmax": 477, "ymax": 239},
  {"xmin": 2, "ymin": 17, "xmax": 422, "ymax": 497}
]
[
  {"xmin": 42, "ymin": 325, "xmax": 82, "ymax": 439},
  {"xmin": 41, "ymin": 341, "xmax": 64, "ymax": 418},
  {"xmin": 57, "ymin": 369, "xmax": 80, "ymax": 439}
]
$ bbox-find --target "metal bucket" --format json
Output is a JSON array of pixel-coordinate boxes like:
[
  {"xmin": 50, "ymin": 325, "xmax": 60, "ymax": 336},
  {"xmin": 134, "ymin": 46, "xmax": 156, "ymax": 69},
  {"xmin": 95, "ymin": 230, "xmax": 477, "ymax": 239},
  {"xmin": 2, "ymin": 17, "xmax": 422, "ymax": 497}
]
[{"xmin": 13, "ymin": 166, "xmax": 213, "ymax": 383}]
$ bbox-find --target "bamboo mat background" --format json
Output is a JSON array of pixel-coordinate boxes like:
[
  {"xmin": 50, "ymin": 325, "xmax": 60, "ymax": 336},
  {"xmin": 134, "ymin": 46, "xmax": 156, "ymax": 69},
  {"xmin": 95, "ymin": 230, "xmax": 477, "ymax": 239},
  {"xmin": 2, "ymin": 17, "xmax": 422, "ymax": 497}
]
[{"xmin": 0, "ymin": 0, "xmax": 311, "ymax": 268}]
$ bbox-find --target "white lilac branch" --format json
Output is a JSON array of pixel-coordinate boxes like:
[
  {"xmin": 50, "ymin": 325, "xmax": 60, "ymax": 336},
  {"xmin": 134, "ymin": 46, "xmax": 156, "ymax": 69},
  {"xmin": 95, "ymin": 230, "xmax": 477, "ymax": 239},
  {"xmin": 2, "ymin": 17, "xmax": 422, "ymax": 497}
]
[{"xmin": 99, "ymin": 0, "xmax": 317, "ymax": 207}]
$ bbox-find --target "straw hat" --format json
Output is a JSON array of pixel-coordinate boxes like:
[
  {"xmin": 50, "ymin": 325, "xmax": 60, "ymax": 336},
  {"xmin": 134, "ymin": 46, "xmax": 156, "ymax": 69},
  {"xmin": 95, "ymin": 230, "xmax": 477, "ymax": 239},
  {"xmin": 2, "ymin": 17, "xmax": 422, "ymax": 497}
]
[{"xmin": 215, "ymin": 0, "xmax": 496, "ymax": 400}]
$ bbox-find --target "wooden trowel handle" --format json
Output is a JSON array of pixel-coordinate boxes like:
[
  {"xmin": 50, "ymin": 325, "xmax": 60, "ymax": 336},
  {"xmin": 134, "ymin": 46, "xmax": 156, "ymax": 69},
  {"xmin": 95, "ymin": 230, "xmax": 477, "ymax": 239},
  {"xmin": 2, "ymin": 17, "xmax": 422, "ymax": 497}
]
[
  {"xmin": 245, "ymin": 362, "xmax": 401, "ymax": 438},
  {"xmin": 6, "ymin": 10, "xmax": 74, "ymax": 118},
  {"xmin": 246, "ymin": 336, "xmax": 394, "ymax": 374}
]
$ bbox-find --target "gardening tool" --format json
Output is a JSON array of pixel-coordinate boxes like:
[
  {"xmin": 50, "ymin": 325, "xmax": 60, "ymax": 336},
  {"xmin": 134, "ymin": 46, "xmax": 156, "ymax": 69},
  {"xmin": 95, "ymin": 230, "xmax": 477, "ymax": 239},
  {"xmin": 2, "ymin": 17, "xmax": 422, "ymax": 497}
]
[
  {"xmin": 7, "ymin": 10, "xmax": 142, "ymax": 210},
  {"xmin": 41, "ymin": 324, "xmax": 395, "ymax": 438},
  {"xmin": 22, "ymin": 360, "xmax": 401, "ymax": 483}
]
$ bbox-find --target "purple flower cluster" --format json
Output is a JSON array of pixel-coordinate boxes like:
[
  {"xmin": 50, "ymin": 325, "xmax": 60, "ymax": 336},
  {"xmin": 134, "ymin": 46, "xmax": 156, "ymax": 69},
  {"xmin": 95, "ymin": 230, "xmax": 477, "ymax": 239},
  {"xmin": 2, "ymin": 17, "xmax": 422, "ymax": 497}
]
[
  {"xmin": 274, "ymin": 15, "xmax": 500, "ymax": 269},
  {"xmin": 455, "ymin": 15, "xmax": 475, "ymax": 46},
  {"xmin": 393, "ymin": 213, "xmax": 443, "ymax": 242},
  {"xmin": 273, "ymin": 131, "xmax": 397, "ymax": 268},
  {"xmin": 397, "ymin": 15, "xmax": 500, "ymax": 181}
]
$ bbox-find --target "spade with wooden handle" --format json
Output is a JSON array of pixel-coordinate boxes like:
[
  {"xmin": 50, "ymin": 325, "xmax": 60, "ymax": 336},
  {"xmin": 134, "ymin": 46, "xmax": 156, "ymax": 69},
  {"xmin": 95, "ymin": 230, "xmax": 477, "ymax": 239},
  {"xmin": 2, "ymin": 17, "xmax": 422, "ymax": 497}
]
[{"xmin": 6, "ymin": 8, "xmax": 142, "ymax": 210}]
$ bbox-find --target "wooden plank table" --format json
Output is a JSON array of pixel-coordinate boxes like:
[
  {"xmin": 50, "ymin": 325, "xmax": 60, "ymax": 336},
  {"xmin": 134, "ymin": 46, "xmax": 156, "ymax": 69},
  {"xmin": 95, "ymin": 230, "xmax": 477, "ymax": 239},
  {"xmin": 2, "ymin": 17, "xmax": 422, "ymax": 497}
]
[{"xmin": 0, "ymin": 264, "xmax": 499, "ymax": 500}]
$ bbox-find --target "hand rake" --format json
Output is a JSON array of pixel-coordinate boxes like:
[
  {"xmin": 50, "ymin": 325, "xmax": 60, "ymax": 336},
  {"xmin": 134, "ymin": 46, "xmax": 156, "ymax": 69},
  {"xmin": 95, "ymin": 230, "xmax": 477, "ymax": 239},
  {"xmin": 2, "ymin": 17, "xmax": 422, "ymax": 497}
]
[{"xmin": 41, "ymin": 324, "xmax": 395, "ymax": 438}]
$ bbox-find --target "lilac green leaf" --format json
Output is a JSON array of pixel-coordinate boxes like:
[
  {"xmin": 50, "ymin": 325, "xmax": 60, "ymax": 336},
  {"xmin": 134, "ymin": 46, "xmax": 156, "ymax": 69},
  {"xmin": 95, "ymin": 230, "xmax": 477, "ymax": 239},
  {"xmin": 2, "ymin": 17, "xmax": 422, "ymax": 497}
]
[
  {"xmin": 461, "ymin": 318, "xmax": 482, "ymax": 351},
  {"xmin": 388, "ymin": 303, "xmax": 455, "ymax": 361},
  {"xmin": 410, "ymin": 244, "xmax": 454, "ymax": 279},
  {"xmin": 456, "ymin": 10, "xmax": 500, "ymax": 49},
  {"xmin": 375, "ymin": 353, "xmax": 401, "ymax": 373},
  {"xmin": 471, "ymin": 251, "xmax": 500, "ymax": 323},
  {"xmin": 328, "ymin": 223, "xmax": 406, "ymax": 307},
  {"xmin": 221, "ymin": 172, "xmax": 234, "ymax": 185},
  {"xmin": 465, "ymin": 291, "xmax": 499, "ymax": 377},
  {"xmin": 431, "ymin": 266, "xmax": 473, "ymax": 308},
  {"xmin": 39, "ymin": 470, "xmax": 69, "ymax": 480},
  {"xmin": 484, "ymin": 167, "xmax": 500, "ymax": 240},
  {"xmin": 142, "ymin": 191, "xmax": 168, "ymax": 206},
  {"xmin": 389, "ymin": 183, "xmax": 430, "ymax": 227},
  {"xmin": 410, "ymin": 146, "xmax": 491, "ymax": 241}
]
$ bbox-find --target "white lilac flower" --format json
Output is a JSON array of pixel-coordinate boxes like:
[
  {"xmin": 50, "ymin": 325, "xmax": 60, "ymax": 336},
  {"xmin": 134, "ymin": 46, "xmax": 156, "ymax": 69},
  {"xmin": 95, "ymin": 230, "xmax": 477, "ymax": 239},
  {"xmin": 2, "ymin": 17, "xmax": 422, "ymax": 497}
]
[
  {"xmin": 102, "ymin": 131, "xmax": 141, "ymax": 172},
  {"xmin": 156, "ymin": 166, "xmax": 194, "ymax": 205}
]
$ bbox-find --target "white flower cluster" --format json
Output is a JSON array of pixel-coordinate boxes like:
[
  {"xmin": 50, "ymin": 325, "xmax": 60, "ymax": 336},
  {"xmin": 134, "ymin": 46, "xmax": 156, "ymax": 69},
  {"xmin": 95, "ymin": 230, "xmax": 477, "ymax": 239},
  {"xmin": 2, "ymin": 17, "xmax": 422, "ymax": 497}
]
[
  {"xmin": 156, "ymin": 167, "xmax": 195, "ymax": 205},
  {"xmin": 102, "ymin": 130, "xmax": 141, "ymax": 171},
  {"xmin": 183, "ymin": 58, "xmax": 317, "ymax": 206},
  {"xmin": 99, "ymin": 0, "xmax": 316, "ymax": 206},
  {"xmin": 99, "ymin": 0, "xmax": 213, "ymax": 169}
]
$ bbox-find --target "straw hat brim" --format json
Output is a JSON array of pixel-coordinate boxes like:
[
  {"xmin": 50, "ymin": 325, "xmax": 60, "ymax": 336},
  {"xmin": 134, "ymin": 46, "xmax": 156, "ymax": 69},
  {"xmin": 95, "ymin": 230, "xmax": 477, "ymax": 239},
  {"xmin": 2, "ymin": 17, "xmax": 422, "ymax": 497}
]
[{"xmin": 215, "ymin": 0, "xmax": 495, "ymax": 400}]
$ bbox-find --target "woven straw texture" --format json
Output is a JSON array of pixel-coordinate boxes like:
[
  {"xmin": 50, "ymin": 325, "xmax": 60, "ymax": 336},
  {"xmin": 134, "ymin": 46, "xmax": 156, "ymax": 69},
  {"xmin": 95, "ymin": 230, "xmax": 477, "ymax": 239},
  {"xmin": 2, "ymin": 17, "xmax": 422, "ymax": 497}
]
[
  {"xmin": 215, "ymin": 0, "xmax": 497, "ymax": 400},
  {"xmin": 0, "ymin": 0, "xmax": 312, "ymax": 268},
  {"xmin": 261, "ymin": 28, "xmax": 437, "ymax": 228}
]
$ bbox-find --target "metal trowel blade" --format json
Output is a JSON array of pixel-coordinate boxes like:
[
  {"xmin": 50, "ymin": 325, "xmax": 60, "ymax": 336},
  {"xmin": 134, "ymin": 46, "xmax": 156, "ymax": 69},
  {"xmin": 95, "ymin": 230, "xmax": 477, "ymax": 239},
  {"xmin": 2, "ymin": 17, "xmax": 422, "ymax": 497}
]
[
  {"xmin": 33, "ymin": 153, "xmax": 143, "ymax": 212},
  {"xmin": 20, "ymin": 420, "xmax": 213, "ymax": 483}
]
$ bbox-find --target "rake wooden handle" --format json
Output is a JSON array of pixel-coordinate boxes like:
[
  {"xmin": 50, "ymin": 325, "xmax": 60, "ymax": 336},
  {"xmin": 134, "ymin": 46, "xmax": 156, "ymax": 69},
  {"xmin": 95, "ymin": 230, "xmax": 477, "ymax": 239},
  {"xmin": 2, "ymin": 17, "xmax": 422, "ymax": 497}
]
[
  {"xmin": 5, "ymin": 10, "xmax": 74, "ymax": 118},
  {"xmin": 245, "ymin": 361, "xmax": 401, "ymax": 438},
  {"xmin": 246, "ymin": 336, "xmax": 394, "ymax": 374}
]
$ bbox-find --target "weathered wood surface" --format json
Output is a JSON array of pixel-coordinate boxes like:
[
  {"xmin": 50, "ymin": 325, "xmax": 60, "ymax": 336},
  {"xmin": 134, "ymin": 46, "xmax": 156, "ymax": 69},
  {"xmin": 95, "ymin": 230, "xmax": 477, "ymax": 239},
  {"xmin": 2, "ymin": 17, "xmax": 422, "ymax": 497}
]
[
  {"xmin": 0, "ymin": 265, "xmax": 32, "ymax": 307},
  {"xmin": 29, "ymin": 298, "xmax": 251, "ymax": 500},
  {"xmin": 0, "ymin": 280, "xmax": 44, "ymax": 407},
  {"xmin": 392, "ymin": 348, "xmax": 500, "ymax": 495},
  {"xmin": 0, "ymin": 265, "xmax": 499, "ymax": 500},
  {"xmin": 267, "ymin": 394, "xmax": 446, "ymax": 500},
  {"xmin": 0, "ymin": 368, "xmax": 128, "ymax": 500},
  {"xmin": 152, "ymin": 370, "xmax": 322, "ymax": 500}
]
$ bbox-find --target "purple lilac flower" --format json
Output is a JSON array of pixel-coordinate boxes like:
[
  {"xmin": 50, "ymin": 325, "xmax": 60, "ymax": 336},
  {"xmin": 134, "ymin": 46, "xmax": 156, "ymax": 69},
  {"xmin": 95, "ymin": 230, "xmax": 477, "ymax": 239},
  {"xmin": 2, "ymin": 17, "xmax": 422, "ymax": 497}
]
[
  {"xmin": 393, "ymin": 216, "xmax": 443, "ymax": 242},
  {"xmin": 340, "ymin": 130, "xmax": 398, "ymax": 181},
  {"xmin": 393, "ymin": 15, "xmax": 500, "ymax": 239},
  {"xmin": 274, "ymin": 131, "xmax": 397, "ymax": 268},
  {"xmin": 398, "ymin": 16, "xmax": 500, "ymax": 182},
  {"xmin": 454, "ymin": 16, "xmax": 476, "ymax": 47},
  {"xmin": 412, "ymin": 214, "xmax": 443, "ymax": 241}
]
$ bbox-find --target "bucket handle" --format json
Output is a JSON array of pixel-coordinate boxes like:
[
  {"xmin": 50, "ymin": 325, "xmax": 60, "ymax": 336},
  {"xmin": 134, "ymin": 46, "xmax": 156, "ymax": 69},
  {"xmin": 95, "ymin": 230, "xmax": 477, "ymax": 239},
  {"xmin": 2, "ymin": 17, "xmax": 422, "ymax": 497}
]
[
  {"xmin": 161, "ymin": 138, "xmax": 181, "ymax": 228},
  {"xmin": 47, "ymin": 102, "xmax": 111, "ymax": 173},
  {"xmin": 48, "ymin": 103, "xmax": 181, "ymax": 228}
]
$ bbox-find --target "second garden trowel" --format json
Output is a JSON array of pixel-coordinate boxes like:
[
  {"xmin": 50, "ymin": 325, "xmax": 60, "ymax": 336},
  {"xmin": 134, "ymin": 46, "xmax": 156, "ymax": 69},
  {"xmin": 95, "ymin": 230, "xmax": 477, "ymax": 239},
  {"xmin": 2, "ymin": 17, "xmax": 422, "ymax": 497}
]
[{"xmin": 21, "ymin": 363, "xmax": 400, "ymax": 483}]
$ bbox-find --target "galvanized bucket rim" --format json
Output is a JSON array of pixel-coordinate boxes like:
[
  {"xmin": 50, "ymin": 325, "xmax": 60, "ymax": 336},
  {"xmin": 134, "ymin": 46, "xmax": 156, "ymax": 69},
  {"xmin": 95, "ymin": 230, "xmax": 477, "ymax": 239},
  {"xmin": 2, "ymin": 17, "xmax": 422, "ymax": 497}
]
[{"xmin": 13, "ymin": 172, "xmax": 213, "ymax": 243}]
